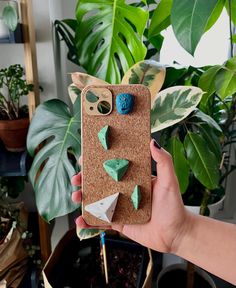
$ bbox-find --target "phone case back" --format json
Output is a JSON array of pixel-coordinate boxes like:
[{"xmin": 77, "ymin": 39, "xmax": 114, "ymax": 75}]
[{"xmin": 81, "ymin": 84, "xmax": 151, "ymax": 226}]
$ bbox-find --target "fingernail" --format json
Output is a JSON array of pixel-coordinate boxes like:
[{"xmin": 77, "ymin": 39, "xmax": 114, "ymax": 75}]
[{"xmin": 153, "ymin": 139, "xmax": 161, "ymax": 149}]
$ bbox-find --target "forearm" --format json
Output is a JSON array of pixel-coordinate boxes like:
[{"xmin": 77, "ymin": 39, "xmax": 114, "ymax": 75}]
[{"xmin": 172, "ymin": 211, "xmax": 236, "ymax": 285}]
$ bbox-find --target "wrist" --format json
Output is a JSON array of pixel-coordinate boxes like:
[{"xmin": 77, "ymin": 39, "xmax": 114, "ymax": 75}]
[{"xmin": 170, "ymin": 209, "xmax": 196, "ymax": 255}]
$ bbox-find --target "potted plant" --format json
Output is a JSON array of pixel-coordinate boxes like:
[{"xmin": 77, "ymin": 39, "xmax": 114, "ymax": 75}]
[
  {"xmin": 0, "ymin": 0, "xmax": 18, "ymax": 41},
  {"xmin": 0, "ymin": 176, "xmax": 28, "ymax": 286},
  {"xmin": 0, "ymin": 64, "xmax": 33, "ymax": 151},
  {"xmin": 0, "ymin": 176, "xmax": 41, "ymax": 287}
]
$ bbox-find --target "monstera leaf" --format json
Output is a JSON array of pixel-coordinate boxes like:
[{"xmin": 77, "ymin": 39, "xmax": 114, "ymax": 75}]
[
  {"xmin": 27, "ymin": 97, "xmax": 81, "ymax": 222},
  {"xmin": 75, "ymin": 0, "xmax": 148, "ymax": 84},
  {"xmin": 121, "ymin": 60, "xmax": 166, "ymax": 107},
  {"xmin": 151, "ymin": 86, "xmax": 203, "ymax": 133}
]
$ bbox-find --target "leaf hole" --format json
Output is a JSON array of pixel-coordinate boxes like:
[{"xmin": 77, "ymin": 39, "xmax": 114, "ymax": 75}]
[{"xmin": 124, "ymin": 17, "xmax": 137, "ymax": 33}]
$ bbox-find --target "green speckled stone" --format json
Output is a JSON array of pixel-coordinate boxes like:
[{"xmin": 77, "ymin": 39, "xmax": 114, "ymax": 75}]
[
  {"xmin": 98, "ymin": 125, "xmax": 109, "ymax": 150},
  {"xmin": 131, "ymin": 185, "xmax": 141, "ymax": 210},
  {"xmin": 103, "ymin": 159, "xmax": 129, "ymax": 181}
]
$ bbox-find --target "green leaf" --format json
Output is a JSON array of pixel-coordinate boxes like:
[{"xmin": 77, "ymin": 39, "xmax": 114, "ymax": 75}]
[
  {"xmin": 162, "ymin": 65, "xmax": 188, "ymax": 89},
  {"xmin": 215, "ymin": 68, "xmax": 236, "ymax": 100},
  {"xmin": 198, "ymin": 65, "xmax": 222, "ymax": 110},
  {"xmin": 184, "ymin": 132, "xmax": 220, "ymax": 189},
  {"xmin": 27, "ymin": 98, "xmax": 81, "ymax": 222},
  {"xmin": 75, "ymin": 0, "xmax": 149, "ymax": 84},
  {"xmin": 148, "ymin": 0, "xmax": 173, "ymax": 38},
  {"xmin": 54, "ymin": 20, "xmax": 79, "ymax": 66},
  {"xmin": 2, "ymin": 5, "xmax": 18, "ymax": 32},
  {"xmin": 232, "ymin": 34, "xmax": 236, "ymax": 43},
  {"xmin": 166, "ymin": 137, "xmax": 189, "ymax": 194},
  {"xmin": 151, "ymin": 86, "xmax": 203, "ymax": 132},
  {"xmin": 171, "ymin": 0, "xmax": 220, "ymax": 55},
  {"xmin": 191, "ymin": 109, "xmax": 222, "ymax": 133},
  {"xmin": 205, "ymin": 0, "xmax": 225, "ymax": 32},
  {"xmin": 147, "ymin": 33, "xmax": 164, "ymax": 54},
  {"xmin": 225, "ymin": 0, "xmax": 236, "ymax": 25},
  {"xmin": 63, "ymin": 19, "xmax": 78, "ymax": 32},
  {"xmin": 196, "ymin": 124, "xmax": 222, "ymax": 162},
  {"xmin": 225, "ymin": 56, "xmax": 236, "ymax": 70}
]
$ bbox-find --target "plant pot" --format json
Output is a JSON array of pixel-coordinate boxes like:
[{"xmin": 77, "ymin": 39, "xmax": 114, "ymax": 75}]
[
  {"xmin": 156, "ymin": 263, "xmax": 216, "ymax": 288},
  {"xmin": 43, "ymin": 228, "xmax": 153, "ymax": 288},
  {"xmin": 185, "ymin": 196, "xmax": 225, "ymax": 217},
  {"xmin": 0, "ymin": 118, "xmax": 29, "ymax": 152},
  {"xmin": 208, "ymin": 196, "xmax": 225, "ymax": 217}
]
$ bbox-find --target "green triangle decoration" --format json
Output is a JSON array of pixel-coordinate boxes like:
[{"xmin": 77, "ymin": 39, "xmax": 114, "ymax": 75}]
[
  {"xmin": 98, "ymin": 125, "xmax": 109, "ymax": 150},
  {"xmin": 131, "ymin": 185, "xmax": 141, "ymax": 210},
  {"xmin": 103, "ymin": 159, "xmax": 129, "ymax": 181}
]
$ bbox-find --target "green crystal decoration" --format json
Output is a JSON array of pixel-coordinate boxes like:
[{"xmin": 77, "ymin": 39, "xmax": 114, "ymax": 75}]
[
  {"xmin": 98, "ymin": 125, "xmax": 109, "ymax": 150},
  {"xmin": 131, "ymin": 185, "xmax": 141, "ymax": 210},
  {"xmin": 103, "ymin": 159, "xmax": 129, "ymax": 181}
]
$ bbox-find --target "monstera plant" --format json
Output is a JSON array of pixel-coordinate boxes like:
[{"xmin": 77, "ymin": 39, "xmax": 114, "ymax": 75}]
[
  {"xmin": 55, "ymin": 0, "xmax": 235, "ymax": 83},
  {"xmin": 27, "ymin": 59, "xmax": 206, "ymax": 224},
  {"xmin": 27, "ymin": 0, "xmax": 236, "ymax": 238}
]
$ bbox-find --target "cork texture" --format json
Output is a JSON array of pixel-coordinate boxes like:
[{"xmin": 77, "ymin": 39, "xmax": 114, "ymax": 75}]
[{"xmin": 81, "ymin": 84, "xmax": 151, "ymax": 226}]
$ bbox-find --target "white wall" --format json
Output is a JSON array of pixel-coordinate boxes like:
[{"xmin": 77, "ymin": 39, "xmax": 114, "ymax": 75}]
[{"xmin": 160, "ymin": 9, "xmax": 230, "ymax": 67}]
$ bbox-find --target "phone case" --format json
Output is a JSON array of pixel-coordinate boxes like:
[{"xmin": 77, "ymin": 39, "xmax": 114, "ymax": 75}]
[{"xmin": 81, "ymin": 84, "xmax": 151, "ymax": 226}]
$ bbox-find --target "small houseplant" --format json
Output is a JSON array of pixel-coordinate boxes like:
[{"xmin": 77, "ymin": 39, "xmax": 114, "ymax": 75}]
[
  {"xmin": 0, "ymin": 0, "xmax": 18, "ymax": 40},
  {"xmin": 0, "ymin": 64, "xmax": 33, "ymax": 151}
]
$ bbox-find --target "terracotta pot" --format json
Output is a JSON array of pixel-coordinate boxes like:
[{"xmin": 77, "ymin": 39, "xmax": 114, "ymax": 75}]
[{"xmin": 0, "ymin": 118, "xmax": 29, "ymax": 151}]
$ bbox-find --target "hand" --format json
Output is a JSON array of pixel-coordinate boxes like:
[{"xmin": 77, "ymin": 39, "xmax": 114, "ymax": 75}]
[{"xmin": 71, "ymin": 139, "xmax": 190, "ymax": 253}]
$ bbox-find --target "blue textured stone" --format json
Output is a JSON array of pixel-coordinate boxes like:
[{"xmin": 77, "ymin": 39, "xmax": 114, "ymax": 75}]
[{"xmin": 116, "ymin": 93, "xmax": 134, "ymax": 114}]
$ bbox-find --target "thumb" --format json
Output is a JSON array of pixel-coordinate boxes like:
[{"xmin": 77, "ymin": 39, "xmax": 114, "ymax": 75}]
[{"xmin": 150, "ymin": 139, "xmax": 176, "ymax": 181}]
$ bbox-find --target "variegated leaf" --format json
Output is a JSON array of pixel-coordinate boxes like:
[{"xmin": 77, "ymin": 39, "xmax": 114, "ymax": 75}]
[
  {"xmin": 70, "ymin": 72, "xmax": 108, "ymax": 103},
  {"xmin": 68, "ymin": 84, "xmax": 82, "ymax": 104},
  {"xmin": 76, "ymin": 227, "xmax": 103, "ymax": 241},
  {"xmin": 151, "ymin": 86, "xmax": 203, "ymax": 133},
  {"xmin": 121, "ymin": 60, "xmax": 166, "ymax": 107}
]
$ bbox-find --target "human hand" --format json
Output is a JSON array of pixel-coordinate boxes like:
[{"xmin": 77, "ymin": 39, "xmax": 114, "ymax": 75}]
[{"xmin": 71, "ymin": 139, "xmax": 190, "ymax": 253}]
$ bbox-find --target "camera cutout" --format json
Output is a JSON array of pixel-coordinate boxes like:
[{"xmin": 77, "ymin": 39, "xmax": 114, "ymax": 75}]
[{"xmin": 84, "ymin": 87, "xmax": 113, "ymax": 116}]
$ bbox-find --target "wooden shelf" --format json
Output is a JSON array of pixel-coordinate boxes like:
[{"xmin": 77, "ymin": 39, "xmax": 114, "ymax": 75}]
[{"xmin": 20, "ymin": 0, "xmax": 51, "ymax": 264}]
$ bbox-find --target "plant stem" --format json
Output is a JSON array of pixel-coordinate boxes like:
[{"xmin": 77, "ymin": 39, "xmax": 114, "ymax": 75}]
[{"xmin": 200, "ymin": 189, "xmax": 211, "ymax": 216}]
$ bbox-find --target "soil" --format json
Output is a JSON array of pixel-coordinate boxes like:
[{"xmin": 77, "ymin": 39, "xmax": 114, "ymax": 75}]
[
  {"xmin": 158, "ymin": 269, "xmax": 213, "ymax": 288},
  {"xmin": 63, "ymin": 238, "xmax": 143, "ymax": 288}
]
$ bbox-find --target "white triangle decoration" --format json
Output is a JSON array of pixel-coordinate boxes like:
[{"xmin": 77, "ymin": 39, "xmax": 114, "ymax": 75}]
[{"xmin": 85, "ymin": 192, "xmax": 120, "ymax": 223}]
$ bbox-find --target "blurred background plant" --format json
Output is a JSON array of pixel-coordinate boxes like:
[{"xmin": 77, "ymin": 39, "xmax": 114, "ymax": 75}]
[{"xmin": 0, "ymin": 64, "xmax": 33, "ymax": 120}]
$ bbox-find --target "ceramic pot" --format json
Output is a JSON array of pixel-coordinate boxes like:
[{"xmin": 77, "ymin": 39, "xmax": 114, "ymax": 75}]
[
  {"xmin": 0, "ymin": 118, "xmax": 29, "ymax": 151},
  {"xmin": 185, "ymin": 196, "xmax": 225, "ymax": 217}
]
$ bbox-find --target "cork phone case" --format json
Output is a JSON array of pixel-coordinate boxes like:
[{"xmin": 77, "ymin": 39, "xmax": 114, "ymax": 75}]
[{"xmin": 81, "ymin": 84, "xmax": 151, "ymax": 226}]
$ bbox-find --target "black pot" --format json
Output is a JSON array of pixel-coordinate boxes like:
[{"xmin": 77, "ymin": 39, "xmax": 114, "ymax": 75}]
[
  {"xmin": 45, "ymin": 229, "xmax": 150, "ymax": 288},
  {"xmin": 156, "ymin": 264, "xmax": 216, "ymax": 288}
]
